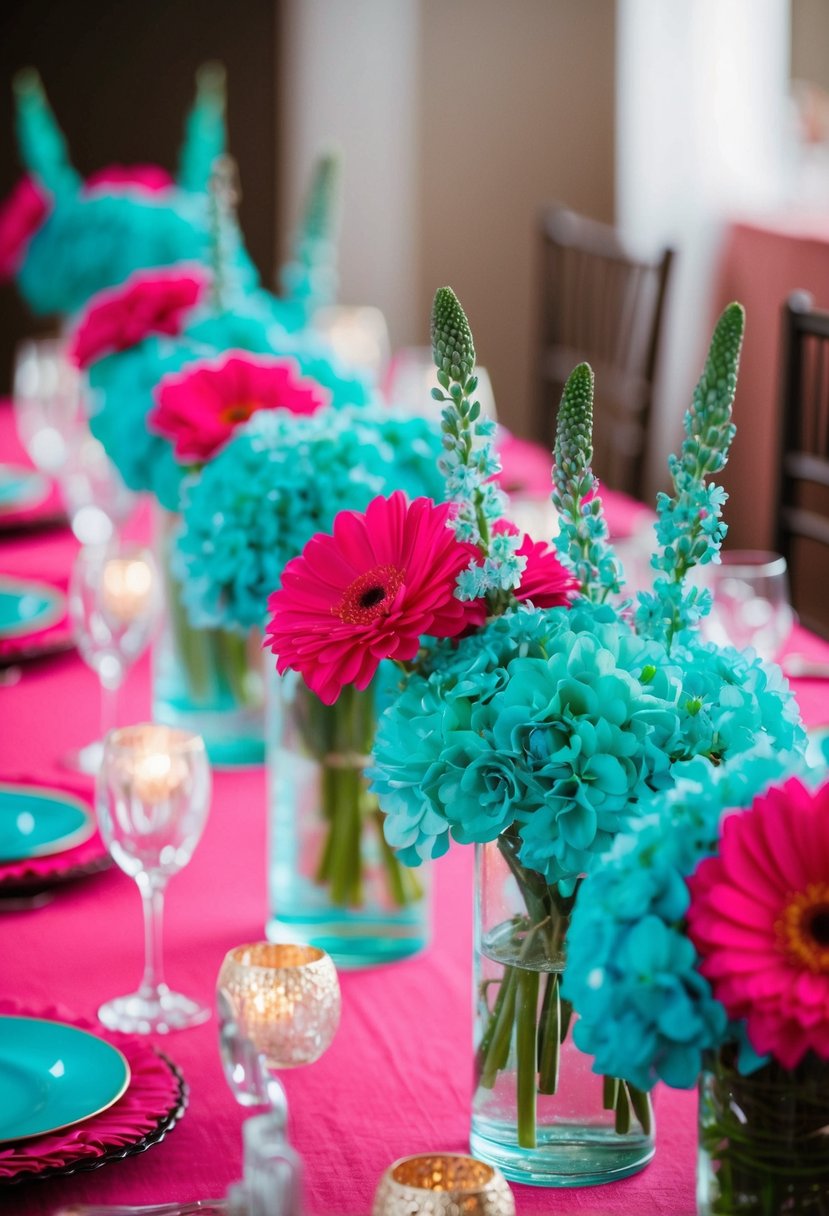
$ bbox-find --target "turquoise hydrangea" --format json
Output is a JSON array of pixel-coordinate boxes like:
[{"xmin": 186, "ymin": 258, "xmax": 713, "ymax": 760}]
[
  {"xmin": 88, "ymin": 335, "xmax": 208, "ymax": 512},
  {"xmin": 562, "ymin": 745, "xmax": 805, "ymax": 1090},
  {"xmin": 370, "ymin": 602, "xmax": 686, "ymax": 887},
  {"xmin": 174, "ymin": 405, "xmax": 445, "ymax": 631}
]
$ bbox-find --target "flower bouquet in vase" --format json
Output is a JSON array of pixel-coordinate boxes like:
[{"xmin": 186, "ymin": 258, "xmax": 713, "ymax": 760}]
[
  {"xmin": 266, "ymin": 286, "xmax": 808, "ymax": 1186},
  {"xmin": 68, "ymin": 157, "xmax": 369, "ymax": 765},
  {"xmin": 172, "ymin": 401, "xmax": 449, "ymax": 963},
  {"xmin": 565, "ymin": 761, "xmax": 829, "ymax": 1215}
]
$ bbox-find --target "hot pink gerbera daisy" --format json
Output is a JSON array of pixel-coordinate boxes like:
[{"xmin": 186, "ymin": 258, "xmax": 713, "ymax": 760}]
[
  {"xmin": 687, "ymin": 777, "xmax": 829, "ymax": 1068},
  {"xmin": 266, "ymin": 492, "xmax": 484, "ymax": 705},
  {"xmin": 149, "ymin": 351, "xmax": 330, "ymax": 463},
  {"xmin": 0, "ymin": 177, "xmax": 50, "ymax": 280},
  {"xmin": 84, "ymin": 164, "xmax": 175, "ymax": 196},
  {"xmin": 69, "ymin": 267, "xmax": 209, "ymax": 369}
]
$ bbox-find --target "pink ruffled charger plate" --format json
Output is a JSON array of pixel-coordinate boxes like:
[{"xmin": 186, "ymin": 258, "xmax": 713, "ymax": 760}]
[
  {"xmin": 0, "ymin": 774, "xmax": 110, "ymax": 893},
  {"xmin": 0, "ymin": 1001, "xmax": 187, "ymax": 1185}
]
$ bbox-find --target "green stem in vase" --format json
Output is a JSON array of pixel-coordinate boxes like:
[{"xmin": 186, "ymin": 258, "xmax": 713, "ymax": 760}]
[
  {"xmin": 700, "ymin": 1048, "xmax": 829, "ymax": 1214},
  {"xmin": 477, "ymin": 965, "xmax": 519, "ymax": 1089},
  {"xmin": 215, "ymin": 628, "xmax": 257, "ymax": 708},
  {"xmin": 515, "ymin": 968, "xmax": 540, "ymax": 1149},
  {"xmin": 297, "ymin": 677, "xmax": 421, "ymax": 910},
  {"xmin": 537, "ymin": 972, "xmax": 561, "ymax": 1095},
  {"xmin": 627, "ymin": 1083, "xmax": 653, "ymax": 1137},
  {"xmin": 614, "ymin": 1079, "xmax": 631, "ymax": 1134},
  {"xmin": 476, "ymin": 832, "xmax": 653, "ymax": 1148}
]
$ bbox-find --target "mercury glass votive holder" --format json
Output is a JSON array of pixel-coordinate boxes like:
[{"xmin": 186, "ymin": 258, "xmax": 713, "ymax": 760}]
[
  {"xmin": 372, "ymin": 1154, "xmax": 515, "ymax": 1216},
  {"xmin": 217, "ymin": 942, "xmax": 341, "ymax": 1069}
]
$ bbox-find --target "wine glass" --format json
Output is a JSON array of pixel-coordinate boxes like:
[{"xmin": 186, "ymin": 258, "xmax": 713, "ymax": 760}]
[
  {"xmin": 96, "ymin": 724, "xmax": 212, "ymax": 1032},
  {"xmin": 703, "ymin": 551, "xmax": 794, "ymax": 662},
  {"xmin": 68, "ymin": 542, "xmax": 162, "ymax": 774},
  {"xmin": 56, "ymin": 432, "xmax": 137, "ymax": 547},
  {"xmin": 312, "ymin": 305, "xmax": 391, "ymax": 385},
  {"xmin": 383, "ymin": 346, "xmax": 498, "ymax": 422},
  {"xmin": 14, "ymin": 337, "xmax": 136, "ymax": 544},
  {"xmin": 13, "ymin": 337, "xmax": 85, "ymax": 476}
]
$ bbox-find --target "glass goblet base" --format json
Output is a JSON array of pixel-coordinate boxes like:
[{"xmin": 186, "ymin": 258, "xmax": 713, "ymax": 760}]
[
  {"xmin": 98, "ymin": 987, "xmax": 210, "ymax": 1034},
  {"xmin": 63, "ymin": 738, "xmax": 104, "ymax": 775}
]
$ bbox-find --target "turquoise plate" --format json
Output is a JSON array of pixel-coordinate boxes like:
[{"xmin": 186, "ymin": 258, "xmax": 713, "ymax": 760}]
[
  {"xmin": 0, "ymin": 577, "xmax": 64, "ymax": 640},
  {"xmin": 0, "ymin": 783, "xmax": 95, "ymax": 863},
  {"xmin": 0, "ymin": 1016, "xmax": 130, "ymax": 1143},
  {"xmin": 0, "ymin": 464, "xmax": 48, "ymax": 513}
]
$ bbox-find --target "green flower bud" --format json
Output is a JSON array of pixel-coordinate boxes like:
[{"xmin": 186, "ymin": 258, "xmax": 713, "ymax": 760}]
[
  {"xmin": 554, "ymin": 362, "xmax": 595, "ymax": 481},
  {"xmin": 431, "ymin": 286, "xmax": 476, "ymax": 383}
]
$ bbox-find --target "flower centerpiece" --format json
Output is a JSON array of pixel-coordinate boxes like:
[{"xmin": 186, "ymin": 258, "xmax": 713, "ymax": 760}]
[
  {"xmin": 265, "ymin": 286, "xmax": 807, "ymax": 1187},
  {"xmin": 66, "ymin": 154, "xmax": 369, "ymax": 765},
  {"xmin": 564, "ymin": 749, "xmax": 827, "ymax": 1214},
  {"xmin": 172, "ymin": 400, "xmax": 450, "ymax": 965}
]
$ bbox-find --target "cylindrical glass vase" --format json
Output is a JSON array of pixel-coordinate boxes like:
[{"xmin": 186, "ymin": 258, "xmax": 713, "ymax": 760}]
[
  {"xmin": 266, "ymin": 667, "xmax": 429, "ymax": 968},
  {"xmin": 698, "ymin": 1046, "xmax": 829, "ymax": 1214},
  {"xmin": 153, "ymin": 511, "xmax": 265, "ymax": 766},
  {"xmin": 470, "ymin": 835, "xmax": 655, "ymax": 1187}
]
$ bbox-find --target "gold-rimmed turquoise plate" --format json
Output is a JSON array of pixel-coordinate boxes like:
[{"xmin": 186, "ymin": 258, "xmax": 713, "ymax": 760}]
[
  {"xmin": 0, "ymin": 784, "xmax": 95, "ymax": 863},
  {"xmin": 0, "ymin": 464, "xmax": 49, "ymax": 514},
  {"xmin": 0, "ymin": 1016, "xmax": 130, "ymax": 1143},
  {"xmin": 0, "ymin": 577, "xmax": 64, "ymax": 640}
]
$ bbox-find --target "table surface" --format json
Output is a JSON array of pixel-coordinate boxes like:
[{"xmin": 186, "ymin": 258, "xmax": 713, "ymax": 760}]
[{"xmin": 2, "ymin": 404, "xmax": 829, "ymax": 1216}]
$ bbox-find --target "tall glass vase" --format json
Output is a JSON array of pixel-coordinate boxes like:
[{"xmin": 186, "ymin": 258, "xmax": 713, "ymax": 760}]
[
  {"xmin": 698, "ymin": 1047, "xmax": 829, "ymax": 1214},
  {"xmin": 153, "ymin": 510, "xmax": 265, "ymax": 766},
  {"xmin": 266, "ymin": 667, "xmax": 429, "ymax": 968},
  {"xmin": 470, "ymin": 834, "xmax": 655, "ymax": 1186}
]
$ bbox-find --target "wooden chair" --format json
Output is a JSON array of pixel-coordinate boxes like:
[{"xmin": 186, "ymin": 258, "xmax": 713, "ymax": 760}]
[
  {"xmin": 534, "ymin": 205, "xmax": 673, "ymax": 498},
  {"xmin": 775, "ymin": 291, "xmax": 829, "ymax": 638}
]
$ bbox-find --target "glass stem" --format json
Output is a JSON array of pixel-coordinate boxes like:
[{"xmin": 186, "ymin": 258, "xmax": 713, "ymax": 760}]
[
  {"xmin": 99, "ymin": 659, "xmax": 123, "ymax": 743},
  {"xmin": 136, "ymin": 872, "xmax": 169, "ymax": 1000}
]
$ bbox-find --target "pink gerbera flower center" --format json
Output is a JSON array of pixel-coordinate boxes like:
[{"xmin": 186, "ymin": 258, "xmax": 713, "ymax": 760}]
[
  {"xmin": 337, "ymin": 566, "xmax": 404, "ymax": 624},
  {"xmin": 219, "ymin": 400, "xmax": 261, "ymax": 426},
  {"xmin": 777, "ymin": 883, "xmax": 829, "ymax": 974}
]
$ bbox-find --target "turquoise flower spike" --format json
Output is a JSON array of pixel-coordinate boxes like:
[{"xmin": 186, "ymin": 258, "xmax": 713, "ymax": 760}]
[
  {"xmin": 178, "ymin": 62, "xmax": 227, "ymax": 194},
  {"xmin": 636, "ymin": 302, "xmax": 745, "ymax": 647},
  {"xmin": 552, "ymin": 362, "xmax": 622, "ymax": 603},
  {"xmin": 429, "ymin": 287, "xmax": 525, "ymax": 604}
]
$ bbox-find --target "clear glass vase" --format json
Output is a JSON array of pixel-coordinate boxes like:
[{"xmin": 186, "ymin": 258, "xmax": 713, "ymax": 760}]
[
  {"xmin": 698, "ymin": 1047, "xmax": 829, "ymax": 1214},
  {"xmin": 266, "ymin": 667, "xmax": 429, "ymax": 968},
  {"xmin": 470, "ymin": 835, "xmax": 655, "ymax": 1186},
  {"xmin": 153, "ymin": 511, "xmax": 265, "ymax": 767}
]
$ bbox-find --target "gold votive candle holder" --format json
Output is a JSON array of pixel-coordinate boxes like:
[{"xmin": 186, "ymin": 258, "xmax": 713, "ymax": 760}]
[
  {"xmin": 217, "ymin": 942, "xmax": 341, "ymax": 1069},
  {"xmin": 372, "ymin": 1154, "xmax": 515, "ymax": 1216}
]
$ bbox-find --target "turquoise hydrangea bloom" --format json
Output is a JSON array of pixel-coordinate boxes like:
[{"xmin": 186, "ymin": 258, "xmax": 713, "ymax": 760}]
[
  {"xmin": 88, "ymin": 335, "xmax": 208, "ymax": 512},
  {"xmin": 673, "ymin": 638, "xmax": 807, "ymax": 761},
  {"xmin": 562, "ymin": 745, "xmax": 805, "ymax": 1091},
  {"xmin": 174, "ymin": 405, "xmax": 445, "ymax": 632},
  {"xmin": 370, "ymin": 601, "xmax": 687, "ymax": 889}
]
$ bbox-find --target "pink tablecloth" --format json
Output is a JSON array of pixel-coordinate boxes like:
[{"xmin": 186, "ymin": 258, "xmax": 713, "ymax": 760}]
[
  {"xmin": 711, "ymin": 214, "xmax": 829, "ymax": 550},
  {"xmin": 1, "ymin": 403, "xmax": 828, "ymax": 1216}
]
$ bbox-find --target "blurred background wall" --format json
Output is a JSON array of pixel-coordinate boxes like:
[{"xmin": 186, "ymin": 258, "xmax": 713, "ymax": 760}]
[
  {"xmin": 2, "ymin": 0, "xmax": 827, "ymax": 489},
  {"xmin": 0, "ymin": 0, "xmax": 280, "ymax": 390},
  {"xmin": 280, "ymin": 0, "xmax": 615, "ymax": 440}
]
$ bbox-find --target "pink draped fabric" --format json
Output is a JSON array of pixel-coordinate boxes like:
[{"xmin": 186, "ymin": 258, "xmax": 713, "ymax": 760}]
[{"xmin": 1, "ymin": 403, "xmax": 827, "ymax": 1215}]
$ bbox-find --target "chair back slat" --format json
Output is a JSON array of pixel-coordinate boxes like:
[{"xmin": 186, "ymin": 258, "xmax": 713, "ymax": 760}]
[
  {"xmin": 534, "ymin": 204, "xmax": 673, "ymax": 497},
  {"xmin": 775, "ymin": 292, "xmax": 829, "ymax": 637}
]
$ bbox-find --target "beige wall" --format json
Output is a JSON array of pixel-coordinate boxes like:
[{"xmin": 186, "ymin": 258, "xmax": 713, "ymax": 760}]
[
  {"xmin": 791, "ymin": 0, "xmax": 829, "ymax": 91},
  {"xmin": 416, "ymin": 0, "xmax": 616, "ymax": 437}
]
